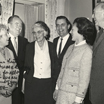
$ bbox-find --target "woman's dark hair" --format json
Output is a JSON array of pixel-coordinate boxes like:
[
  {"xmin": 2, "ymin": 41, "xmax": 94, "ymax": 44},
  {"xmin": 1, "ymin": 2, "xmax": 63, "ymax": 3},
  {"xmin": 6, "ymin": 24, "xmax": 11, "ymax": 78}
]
[
  {"xmin": 55, "ymin": 16, "xmax": 72, "ymax": 32},
  {"xmin": 34, "ymin": 21, "xmax": 50, "ymax": 40},
  {"xmin": 73, "ymin": 17, "xmax": 96, "ymax": 45}
]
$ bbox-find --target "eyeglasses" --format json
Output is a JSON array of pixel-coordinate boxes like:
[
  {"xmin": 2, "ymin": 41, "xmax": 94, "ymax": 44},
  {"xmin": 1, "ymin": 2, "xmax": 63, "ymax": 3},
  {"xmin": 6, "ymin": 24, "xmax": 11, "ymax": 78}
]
[{"xmin": 32, "ymin": 30, "xmax": 44, "ymax": 35}]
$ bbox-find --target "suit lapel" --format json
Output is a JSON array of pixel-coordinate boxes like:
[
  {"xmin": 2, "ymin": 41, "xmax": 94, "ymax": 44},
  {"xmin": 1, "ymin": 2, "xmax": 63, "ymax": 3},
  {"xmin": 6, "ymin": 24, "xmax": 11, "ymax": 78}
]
[
  {"xmin": 31, "ymin": 42, "xmax": 35, "ymax": 75},
  {"xmin": 18, "ymin": 36, "xmax": 22, "ymax": 57},
  {"xmin": 65, "ymin": 44, "xmax": 74, "ymax": 59},
  {"xmin": 59, "ymin": 35, "xmax": 73, "ymax": 58},
  {"xmin": 93, "ymin": 29, "xmax": 104, "ymax": 51},
  {"xmin": 54, "ymin": 37, "xmax": 59, "ymax": 56},
  {"xmin": 48, "ymin": 41, "xmax": 53, "ymax": 60},
  {"xmin": 7, "ymin": 38, "xmax": 17, "ymax": 57}
]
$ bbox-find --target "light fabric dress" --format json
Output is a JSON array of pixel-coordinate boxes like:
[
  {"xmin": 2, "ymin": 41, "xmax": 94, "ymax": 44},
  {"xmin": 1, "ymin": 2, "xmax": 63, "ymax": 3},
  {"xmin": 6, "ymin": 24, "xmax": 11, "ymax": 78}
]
[
  {"xmin": 56, "ymin": 43, "xmax": 92, "ymax": 104},
  {"xmin": 0, "ymin": 47, "xmax": 19, "ymax": 104}
]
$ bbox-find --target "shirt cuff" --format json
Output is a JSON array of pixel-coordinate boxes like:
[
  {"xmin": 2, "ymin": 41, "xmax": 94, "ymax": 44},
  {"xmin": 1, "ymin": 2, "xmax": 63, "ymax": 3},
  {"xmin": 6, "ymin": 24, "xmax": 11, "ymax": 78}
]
[
  {"xmin": 75, "ymin": 96, "xmax": 84, "ymax": 103},
  {"xmin": 24, "ymin": 71, "xmax": 26, "ymax": 74},
  {"xmin": 55, "ymin": 84, "xmax": 58, "ymax": 90}
]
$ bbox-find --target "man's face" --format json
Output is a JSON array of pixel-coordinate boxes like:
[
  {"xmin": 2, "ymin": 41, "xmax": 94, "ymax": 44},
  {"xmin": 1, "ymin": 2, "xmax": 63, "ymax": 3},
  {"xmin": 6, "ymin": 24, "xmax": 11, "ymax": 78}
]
[
  {"xmin": 56, "ymin": 19, "xmax": 70, "ymax": 37},
  {"xmin": 9, "ymin": 17, "xmax": 22, "ymax": 37},
  {"xmin": 92, "ymin": 7, "xmax": 104, "ymax": 28}
]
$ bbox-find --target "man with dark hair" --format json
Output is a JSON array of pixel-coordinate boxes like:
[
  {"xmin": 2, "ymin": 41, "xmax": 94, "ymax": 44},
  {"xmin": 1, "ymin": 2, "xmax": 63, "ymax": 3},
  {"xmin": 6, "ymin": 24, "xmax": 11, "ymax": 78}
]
[
  {"xmin": 53, "ymin": 16, "xmax": 74, "ymax": 91},
  {"xmin": 7, "ymin": 15, "xmax": 28, "ymax": 104}
]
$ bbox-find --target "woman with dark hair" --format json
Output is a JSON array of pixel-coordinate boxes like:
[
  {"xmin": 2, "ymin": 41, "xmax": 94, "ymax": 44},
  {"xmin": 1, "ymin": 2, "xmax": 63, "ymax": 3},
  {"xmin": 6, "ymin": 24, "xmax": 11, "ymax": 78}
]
[
  {"xmin": 53, "ymin": 17, "xmax": 96, "ymax": 104},
  {"xmin": 24, "ymin": 21, "xmax": 56, "ymax": 104}
]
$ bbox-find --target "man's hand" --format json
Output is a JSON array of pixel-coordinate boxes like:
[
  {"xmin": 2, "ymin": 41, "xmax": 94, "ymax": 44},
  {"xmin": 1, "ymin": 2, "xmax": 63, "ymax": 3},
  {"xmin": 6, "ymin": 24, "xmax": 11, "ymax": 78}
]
[{"xmin": 53, "ymin": 89, "xmax": 58, "ymax": 101}]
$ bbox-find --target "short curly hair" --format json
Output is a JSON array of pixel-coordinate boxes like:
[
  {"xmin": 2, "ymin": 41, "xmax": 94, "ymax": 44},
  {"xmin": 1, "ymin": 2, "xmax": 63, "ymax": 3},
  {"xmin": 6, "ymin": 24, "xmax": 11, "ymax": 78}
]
[
  {"xmin": 33, "ymin": 21, "xmax": 50, "ymax": 40},
  {"xmin": 73, "ymin": 17, "xmax": 96, "ymax": 45}
]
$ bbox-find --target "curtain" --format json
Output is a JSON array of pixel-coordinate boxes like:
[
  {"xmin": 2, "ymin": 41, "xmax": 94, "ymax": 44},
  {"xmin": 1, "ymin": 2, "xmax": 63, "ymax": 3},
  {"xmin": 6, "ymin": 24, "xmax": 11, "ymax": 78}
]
[
  {"xmin": 1, "ymin": 0, "xmax": 14, "ymax": 25},
  {"xmin": 38, "ymin": 4, "xmax": 45, "ymax": 21},
  {"xmin": 24, "ymin": 4, "xmax": 45, "ymax": 42},
  {"xmin": 24, "ymin": 4, "xmax": 38, "ymax": 42},
  {"xmin": 45, "ymin": 0, "xmax": 65, "ymax": 41}
]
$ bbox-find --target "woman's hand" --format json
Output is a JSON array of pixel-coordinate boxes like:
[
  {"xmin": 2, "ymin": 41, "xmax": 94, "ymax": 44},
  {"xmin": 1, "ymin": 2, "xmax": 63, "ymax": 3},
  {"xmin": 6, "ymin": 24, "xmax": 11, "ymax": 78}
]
[
  {"xmin": 7, "ymin": 83, "xmax": 17, "ymax": 93},
  {"xmin": 53, "ymin": 89, "xmax": 58, "ymax": 101},
  {"xmin": 0, "ymin": 88, "xmax": 11, "ymax": 97}
]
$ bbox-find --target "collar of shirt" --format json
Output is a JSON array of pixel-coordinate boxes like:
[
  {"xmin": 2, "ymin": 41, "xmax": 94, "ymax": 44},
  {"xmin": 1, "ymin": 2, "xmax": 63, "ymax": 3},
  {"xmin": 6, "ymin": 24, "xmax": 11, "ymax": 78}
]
[
  {"xmin": 35, "ymin": 39, "xmax": 48, "ymax": 52},
  {"xmin": 8, "ymin": 33, "xmax": 18, "ymax": 43},
  {"xmin": 59, "ymin": 33, "xmax": 70, "ymax": 41},
  {"xmin": 75, "ymin": 40, "xmax": 86, "ymax": 47},
  {"xmin": 57, "ymin": 33, "xmax": 70, "ymax": 54}
]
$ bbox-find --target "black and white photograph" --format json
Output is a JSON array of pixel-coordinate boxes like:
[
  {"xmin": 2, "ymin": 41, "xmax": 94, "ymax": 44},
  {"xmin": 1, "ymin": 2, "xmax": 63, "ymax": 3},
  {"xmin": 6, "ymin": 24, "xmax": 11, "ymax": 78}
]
[{"xmin": 0, "ymin": 0, "xmax": 104, "ymax": 104}]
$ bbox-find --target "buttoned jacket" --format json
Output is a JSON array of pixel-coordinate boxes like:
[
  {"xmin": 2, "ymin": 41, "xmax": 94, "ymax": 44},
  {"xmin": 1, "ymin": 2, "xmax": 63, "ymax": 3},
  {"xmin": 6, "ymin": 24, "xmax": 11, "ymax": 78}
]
[
  {"xmin": 57, "ymin": 43, "xmax": 92, "ymax": 98},
  {"xmin": 90, "ymin": 29, "xmax": 104, "ymax": 104},
  {"xmin": 24, "ymin": 41, "xmax": 56, "ymax": 85}
]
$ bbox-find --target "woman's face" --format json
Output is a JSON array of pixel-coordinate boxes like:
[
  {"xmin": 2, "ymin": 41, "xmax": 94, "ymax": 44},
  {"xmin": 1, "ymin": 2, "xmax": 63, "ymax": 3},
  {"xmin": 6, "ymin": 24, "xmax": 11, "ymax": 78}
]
[
  {"xmin": 70, "ymin": 23, "xmax": 80, "ymax": 42},
  {"xmin": 0, "ymin": 29, "xmax": 9, "ymax": 48},
  {"xmin": 33, "ymin": 26, "xmax": 45, "ymax": 42}
]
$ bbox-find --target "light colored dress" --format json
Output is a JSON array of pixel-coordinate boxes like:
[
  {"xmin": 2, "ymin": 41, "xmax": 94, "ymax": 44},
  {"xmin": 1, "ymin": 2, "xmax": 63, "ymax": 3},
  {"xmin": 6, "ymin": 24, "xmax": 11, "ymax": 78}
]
[
  {"xmin": 0, "ymin": 47, "xmax": 19, "ymax": 104},
  {"xmin": 56, "ymin": 43, "xmax": 92, "ymax": 104}
]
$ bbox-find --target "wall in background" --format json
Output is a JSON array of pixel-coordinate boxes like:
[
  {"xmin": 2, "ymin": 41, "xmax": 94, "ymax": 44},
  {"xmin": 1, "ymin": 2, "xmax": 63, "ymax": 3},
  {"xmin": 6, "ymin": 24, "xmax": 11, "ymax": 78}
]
[
  {"xmin": 64, "ymin": 0, "xmax": 92, "ymax": 24},
  {"xmin": 14, "ymin": 3, "xmax": 25, "ymax": 22}
]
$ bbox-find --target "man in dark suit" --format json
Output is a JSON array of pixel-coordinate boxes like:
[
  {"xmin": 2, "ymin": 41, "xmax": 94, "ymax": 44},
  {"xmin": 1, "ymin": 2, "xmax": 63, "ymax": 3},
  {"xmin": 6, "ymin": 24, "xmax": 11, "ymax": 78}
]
[
  {"xmin": 90, "ymin": 3, "xmax": 104, "ymax": 104},
  {"xmin": 7, "ymin": 15, "xmax": 28, "ymax": 104},
  {"xmin": 53, "ymin": 16, "xmax": 74, "ymax": 95}
]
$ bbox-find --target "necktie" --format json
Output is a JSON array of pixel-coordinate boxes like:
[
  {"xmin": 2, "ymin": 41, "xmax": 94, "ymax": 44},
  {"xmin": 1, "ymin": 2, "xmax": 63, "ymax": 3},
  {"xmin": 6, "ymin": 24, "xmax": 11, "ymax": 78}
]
[
  {"xmin": 13, "ymin": 37, "xmax": 18, "ymax": 55},
  {"xmin": 58, "ymin": 38, "xmax": 63, "ymax": 57}
]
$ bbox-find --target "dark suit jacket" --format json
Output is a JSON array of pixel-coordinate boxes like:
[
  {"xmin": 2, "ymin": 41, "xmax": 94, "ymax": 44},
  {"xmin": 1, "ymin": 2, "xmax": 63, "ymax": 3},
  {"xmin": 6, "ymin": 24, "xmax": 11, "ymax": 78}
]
[
  {"xmin": 90, "ymin": 29, "xmax": 104, "ymax": 104},
  {"xmin": 53, "ymin": 34, "xmax": 74, "ymax": 82},
  {"xmin": 7, "ymin": 36, "xmax": 28, "ymax": 104},
  {"xmin": 24, "ymin": 41, "xmax": 56, "ymax": 86}
]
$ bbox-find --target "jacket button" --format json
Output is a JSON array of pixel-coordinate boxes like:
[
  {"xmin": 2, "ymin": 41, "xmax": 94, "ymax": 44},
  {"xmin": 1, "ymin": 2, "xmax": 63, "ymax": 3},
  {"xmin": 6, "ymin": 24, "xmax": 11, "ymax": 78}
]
[{"xmin": 71, "ymin": 85, "xmax": 73, "ymax": 87}]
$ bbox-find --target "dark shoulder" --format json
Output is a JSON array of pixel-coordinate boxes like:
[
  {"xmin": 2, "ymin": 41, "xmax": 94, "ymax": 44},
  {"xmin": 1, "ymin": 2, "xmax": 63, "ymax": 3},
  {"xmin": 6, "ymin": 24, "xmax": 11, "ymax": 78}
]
[
  {"xmin": 26, "ymin": 41, "xmax": 35, "ymax": 48},
  {"xmin": 53, "ymin": 37, "xmax": 59, "ymax": 43},
  {"xmin": 18, "ymin": 36, "xmax": 28, "ymax": 43},
  {"xmin": 48, "ymin": 41, "xmax": 54, "ymax": 46}
]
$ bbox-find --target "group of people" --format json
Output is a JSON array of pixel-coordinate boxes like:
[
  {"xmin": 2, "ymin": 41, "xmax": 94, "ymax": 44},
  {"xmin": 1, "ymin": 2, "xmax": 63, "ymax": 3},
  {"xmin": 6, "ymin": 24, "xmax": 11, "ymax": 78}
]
[{"xmin": 0, "ymin": 3, "xmax": 104, "ymax": 104}]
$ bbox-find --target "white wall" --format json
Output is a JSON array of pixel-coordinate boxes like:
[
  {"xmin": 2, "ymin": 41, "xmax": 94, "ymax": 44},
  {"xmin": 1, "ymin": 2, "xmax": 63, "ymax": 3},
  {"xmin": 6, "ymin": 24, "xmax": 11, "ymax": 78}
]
[
  {"xmin": 14, "ymin": 3, "xmax": 25, "ymax": 22},
  {"xmin": 64, "ymin": 0, "xmax": 92, "ymax": 24}
]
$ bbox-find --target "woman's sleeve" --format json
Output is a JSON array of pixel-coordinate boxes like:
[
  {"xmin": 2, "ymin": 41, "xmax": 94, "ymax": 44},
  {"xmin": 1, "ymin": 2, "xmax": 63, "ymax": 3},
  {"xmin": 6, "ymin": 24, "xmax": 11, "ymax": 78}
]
[{"xmin": 75, "ymin": 48, "xmax": 92, "ymax": 101}]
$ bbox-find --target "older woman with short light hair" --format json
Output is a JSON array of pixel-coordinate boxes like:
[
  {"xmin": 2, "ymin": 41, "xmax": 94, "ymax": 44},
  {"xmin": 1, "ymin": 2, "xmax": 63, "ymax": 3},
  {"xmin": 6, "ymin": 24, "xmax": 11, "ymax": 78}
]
[{"xmin": 0, "ymin": 24, "xmax": 19, "ymax": 104}]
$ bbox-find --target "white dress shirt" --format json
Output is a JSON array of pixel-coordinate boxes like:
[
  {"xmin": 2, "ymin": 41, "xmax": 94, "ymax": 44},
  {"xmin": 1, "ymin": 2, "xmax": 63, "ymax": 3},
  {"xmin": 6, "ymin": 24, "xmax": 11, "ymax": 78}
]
[
  {"xmin": 33, "ymin": 40, "xmax": 51, "ymax": 78},
  {"xmin": 57, "ymin": 34, "xmax": 69, "ymax": 55}
]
